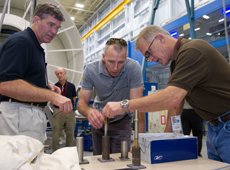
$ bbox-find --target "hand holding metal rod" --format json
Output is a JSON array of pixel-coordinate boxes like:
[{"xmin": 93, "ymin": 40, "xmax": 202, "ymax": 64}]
[
  {"xmin": 98, "ymin": 116, "xmax": 114, "ymax": 162},
  {"xmin": 102, "ymin": 116, "xmax": 110, "ymax": 160}
]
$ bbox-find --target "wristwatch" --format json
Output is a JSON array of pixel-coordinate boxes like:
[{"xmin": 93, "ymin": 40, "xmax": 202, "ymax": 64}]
[{"xmin": 120, "ymin": 99, "xmax": 130, "ymax": 112}]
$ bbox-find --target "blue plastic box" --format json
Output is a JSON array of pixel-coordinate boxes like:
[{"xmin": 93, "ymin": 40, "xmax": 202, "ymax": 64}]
[{"xmin": 139, "ymin": 133, "xmax": 197, "ymax": 164}]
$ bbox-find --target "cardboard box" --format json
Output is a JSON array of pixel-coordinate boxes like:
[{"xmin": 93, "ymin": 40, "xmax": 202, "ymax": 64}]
[{"xmin": 138, "ymin": 133, "xmax": 197, "ymax": 164}]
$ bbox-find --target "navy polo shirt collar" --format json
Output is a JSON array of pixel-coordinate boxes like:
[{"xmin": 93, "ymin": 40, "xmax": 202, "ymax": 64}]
[{"xmin": 26, "ymin": 27, "xmax": 44, "ymax": 51}]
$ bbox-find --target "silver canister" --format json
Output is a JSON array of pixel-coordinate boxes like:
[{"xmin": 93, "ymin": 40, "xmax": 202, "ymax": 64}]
[
  {"xmin": 121, "ymin": 141, "xmax": 129, "ymax": 158},
  {"xmin": 76, "ymin": 137, "xmax": 84, "ymax": 162}
]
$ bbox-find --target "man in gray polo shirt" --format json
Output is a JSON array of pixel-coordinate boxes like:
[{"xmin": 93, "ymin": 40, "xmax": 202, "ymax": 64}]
[{"xmin": 77, "ymin": 38, "xmax": 145, "ymax": 155}]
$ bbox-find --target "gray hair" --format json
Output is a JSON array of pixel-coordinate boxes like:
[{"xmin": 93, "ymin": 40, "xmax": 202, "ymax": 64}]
[{"xmin": 135, "ymin": 25, "xmax": 171, "ymax": 51}]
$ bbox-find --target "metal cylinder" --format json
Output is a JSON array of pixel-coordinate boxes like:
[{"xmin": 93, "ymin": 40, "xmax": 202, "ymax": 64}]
[
  {"xmin": 76, "ymin": 137, "xmax": 84, "ymax": 162},
  {"xmin": 134, "ymin": 110, "xmax": 139, "ymax": 147},
  {"xmin": 132, "ymin": 146, "xmax": 141, "ymax": 166},
  {"xmin": 121, "ymin": 141, "xmax": 128, "ymax": 158},
  {"xmin": 102, "ymin": 136, "xmax": 110, "ymax": 160},
  {"xmin": 104, "ymin": 117, "xmax": 108, "ymax": 137}
]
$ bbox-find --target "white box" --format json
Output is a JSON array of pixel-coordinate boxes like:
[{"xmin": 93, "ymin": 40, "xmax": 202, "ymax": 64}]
[{"xmin": 139, "ymin": 133, "xmax": 197, "ymax": 164}]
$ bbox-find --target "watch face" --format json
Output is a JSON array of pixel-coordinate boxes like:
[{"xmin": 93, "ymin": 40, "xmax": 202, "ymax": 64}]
[{"xmin": 121, "ymin": 99, "xmax": 128, "ymax": 106}]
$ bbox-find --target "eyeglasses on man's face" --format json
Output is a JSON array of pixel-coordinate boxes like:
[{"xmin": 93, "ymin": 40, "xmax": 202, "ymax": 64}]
[
  {"xmin": 145, "ymin": 37, "xmax": 156, "ymax": 61},
  {"xmin": 46, "ymin": 22, "xmax": 61, "ymax": 32},
  {"xmin": 106, "ymin": 38, "xmax": 127, "ymax": 47}
]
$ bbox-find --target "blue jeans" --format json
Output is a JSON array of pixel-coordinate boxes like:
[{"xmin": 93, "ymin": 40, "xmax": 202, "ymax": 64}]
[{"xmin": 207, "ymin": 112, "xmax": 230, "ymax": 163}]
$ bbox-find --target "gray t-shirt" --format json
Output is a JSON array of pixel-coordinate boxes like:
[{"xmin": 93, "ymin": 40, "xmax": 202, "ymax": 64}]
[{"xmin": 82, "ymin": 57, "xmax": 144, "ymax": 122}]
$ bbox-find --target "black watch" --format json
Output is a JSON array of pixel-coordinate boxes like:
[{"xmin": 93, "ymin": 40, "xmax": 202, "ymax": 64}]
[{"xmin": 121, "ymin": 99, "xmax": 130, "ymax": 112}]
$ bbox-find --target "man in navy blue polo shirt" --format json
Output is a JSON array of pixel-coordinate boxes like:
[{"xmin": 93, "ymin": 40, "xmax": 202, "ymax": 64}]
[
  {"xmin": 52, "ymin": 68, "xmax": 77, "ymax": 152},
  {"xmin": 0, "ymin": 3, "xmax": 73, "ymax": 143}
]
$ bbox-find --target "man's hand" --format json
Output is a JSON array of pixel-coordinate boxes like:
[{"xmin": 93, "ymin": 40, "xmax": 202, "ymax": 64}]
[
  {"xmin": 52, "ymin": 95, "xmax": 73, "ymax": 115},
  {"xmin": 88, "ymin": 109, "xmax": 104, "ymax": 129},
  {"xmin": 47, "ymin": 83, "xmax": 61, "ymax": 94},
  {"xmin": 102, "ymin": 101, "xmax": 125, "ymax": 118}
]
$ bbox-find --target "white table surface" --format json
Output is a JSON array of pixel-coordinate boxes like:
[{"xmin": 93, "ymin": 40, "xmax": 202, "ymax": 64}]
[{"xmin": 80, "ymin": 153, "xmax": 230, "ymax": 170}]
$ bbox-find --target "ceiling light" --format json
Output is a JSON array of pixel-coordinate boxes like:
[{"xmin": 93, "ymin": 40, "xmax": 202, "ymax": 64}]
[
  {"xmin": 170, "ymin": 31, "xmax": 178, "ymax": 37},
  {"xmin": 203, "ymin": 15, "xmax": 210, "ymax": 19},
  {"xmin": 75, "ymin": 3, "xmax": 84, "ymax": 8},
  {"xmin": 226, "ymin": 9, "xmax": 230, "ymax": 14},
  {"xmin": 195, "ymin": 27, "xmax": 200, "ymax": 31},
  {"xmin": 71, "ymin": 17, "xmax": 75, "ymax": 20},
  {"xmin": 219, "ymin": 18, "xmax": 224, "ymax": 22},
  {"xmin": 179, "ymin": 33, "xmax": 184, "ymax": 37},
  {"xmin": 206, "ymin": 33, "xmax": 212, "ymax": 36}
]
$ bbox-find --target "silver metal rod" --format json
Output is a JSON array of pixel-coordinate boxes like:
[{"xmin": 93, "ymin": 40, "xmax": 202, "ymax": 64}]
[
  {"xmin": 104, "ymin": 117, "xmax": 108, "ymax": 136},
  {"xmin": 222, "ymin": 0, "xmax": 230, "ymax": 63},
  {"xmin": 0, "ymin": 0, "xmax": 10, "ymax": 31},
  {"xmin": 76, "ymin": 137, "xmax": 84, "ymax": 162},
  {"xmin": 134, "ymin": 110, "xmax": 139, "ymax": 139}
]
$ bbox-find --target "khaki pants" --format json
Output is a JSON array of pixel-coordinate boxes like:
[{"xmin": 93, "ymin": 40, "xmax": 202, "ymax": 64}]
[
  {"xmin": 0, "ymin": 102, "xmax": 47, "ymax": 143},
  {"xmin": 52, "ymin": 107, "xmax": 76, "ymax": 152}
]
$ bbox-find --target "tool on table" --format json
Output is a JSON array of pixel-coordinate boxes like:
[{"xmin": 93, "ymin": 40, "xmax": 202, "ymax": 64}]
[
  {"xmin": 119, "ymin": 141, "xmax": 129, "ymax": 160},
  {"xmin": 76, "ymin": 137, "xmax": 89, "ymax": 164},
  {"xmin": 97, "ymin": 117, "xmax": 114, "ymax": 162},
  {"xmin": 127, "ymin": 110, "xmax": 146, "ymax": 169}
]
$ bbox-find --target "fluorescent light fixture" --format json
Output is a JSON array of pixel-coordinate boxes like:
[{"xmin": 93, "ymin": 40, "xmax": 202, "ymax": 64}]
[
  {"xmin": 71, "ymin": 17, "xmax": 75, "ymax": 20},
  {"xmin": 170, "ymin": 31, "xmax": 178, "ymax": 37},
  {"xmin": 206, "ymin": 33, "xmax": 212, "ymax": 36},
  {"xmin": 203, "ymin": 15, "xmax": 210, "ymax": 19},
  {"xmin": 75, "ymin": 3, "xmax": 84, "ymax": 8},
  {"xmin": 179, "ymin": 33, "xmax": 184, "ymax": 37},
  {"xmin": 219, "ymin": 18, "xmax": 224, "ymax": 22},
  {"xmin": 195, "ymin": 27, "xmax": 200, "ymax": 31},
  {"xmin": 222, "ymin": 8, "xmax": 230, "ymax": 14}
]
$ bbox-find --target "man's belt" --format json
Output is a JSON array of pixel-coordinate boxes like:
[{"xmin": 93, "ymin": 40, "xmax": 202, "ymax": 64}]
[
  {"xmin": 209, "ymin": 112, "xmax": 230, "ymax": 126},
  {"xmin": 1, "ymin": 98, "xmax": 47, "ymax": 108}
]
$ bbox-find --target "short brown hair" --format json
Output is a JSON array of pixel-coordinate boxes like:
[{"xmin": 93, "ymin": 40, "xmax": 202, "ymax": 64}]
[
  {"xmin": 104, "ymin": 38, "xmax": 127, "ymax": 55},
  {"xmin": 136, "ymin": 25, "xmax": 171, "ymax": 51},
  {"xmin": 34, "ymin": 3, "xmax": 65, "ymax": 22}
]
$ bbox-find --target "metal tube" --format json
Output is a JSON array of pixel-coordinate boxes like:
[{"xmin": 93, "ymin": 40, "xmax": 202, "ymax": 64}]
[
  {"xmin": 76, "ymin": 137, "xmax": 84, "ymax": 162},
  {"xmin": 102, "ymin": 136, "xmax": 110, "ymax": 160},
  {"xmin": 132, "ymin": 146, "xmax": 141, "ymax": 166},
  {"xmin": 134, "ymin": 110, "xmax": 139, "ymax": 147},
  {"xmin": 121, "ymin": 141, "xmax": 128, "ymax": 158},
  {"xmin": 104, "ymin": 117, "xmax": 108, "ymax": 137},
  {"xmin": 0, "ymin": 0, "xmax": 10, "ymax": 32},
  {"xmin": 222, "ymin": 0, "xmax": 230, "ymax": 63}
]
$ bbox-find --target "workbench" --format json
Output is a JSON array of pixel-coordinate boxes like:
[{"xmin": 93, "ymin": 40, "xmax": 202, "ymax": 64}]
[{"xmin": 80, "ymin": 153, "xmax": 230, "ymax": 170}]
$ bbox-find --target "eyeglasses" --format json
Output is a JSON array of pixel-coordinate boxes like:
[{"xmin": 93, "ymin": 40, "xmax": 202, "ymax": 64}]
[
  {"xmin": 106, "ymin": 38, "xmax": 127, "ymax": 47},
  {"xmin": 46, "ymin": 22, "xmax": 61, "ymax": 32},
  {"xmin": 145, "ymin": 37, "xmax": 156, "ymax": 61}
]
